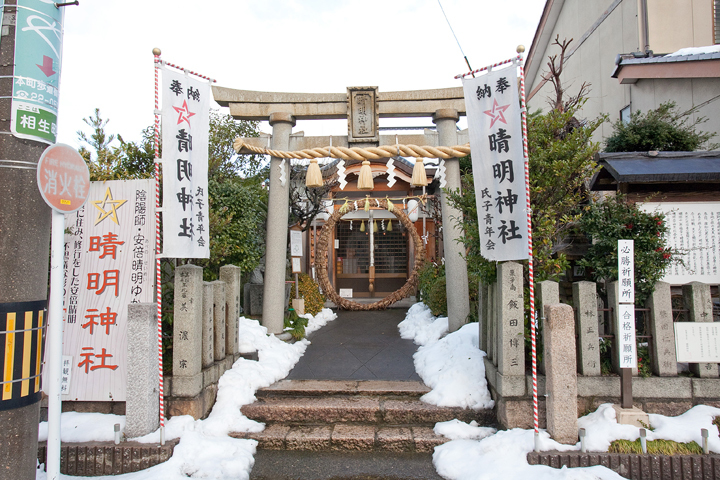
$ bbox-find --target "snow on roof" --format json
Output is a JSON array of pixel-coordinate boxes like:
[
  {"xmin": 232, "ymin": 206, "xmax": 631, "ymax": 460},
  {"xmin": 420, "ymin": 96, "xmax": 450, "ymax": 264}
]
[{"xmin": 667, "ymin": 45, "xmax": 720, "ymax": 57}]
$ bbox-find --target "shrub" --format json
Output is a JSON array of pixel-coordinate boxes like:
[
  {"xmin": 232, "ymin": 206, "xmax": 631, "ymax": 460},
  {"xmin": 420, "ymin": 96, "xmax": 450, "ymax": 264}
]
[
  {"xmin": 417, "ymin": 262, "xmax": 447, "ymax": 316},
  {"xmin": 605, "ymin": 101, "xmax": 717, "ymax": 152},
  {"xmin": 284, "ymin": 307, "xmax": 308, "ymax": 341},
  {"xmin": 578, "ymin": 193, "xmax": 678, "ymax": 306},
  {"xmin": 290, "ymin": 273, "xmax": 326, "ymax": 316}
]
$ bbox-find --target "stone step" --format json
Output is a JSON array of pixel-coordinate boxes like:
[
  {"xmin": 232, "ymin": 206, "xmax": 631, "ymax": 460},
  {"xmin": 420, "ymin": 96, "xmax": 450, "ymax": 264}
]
[
  {"xmin": 231, "ymin": 424, "xmax": 445, "ymax": 452},
  {"xmin": 257, "ymin": 380, "xmax": 432, "ymax": 398},
  {"xmin": 241, "ymin": 395, "xmax": 492, "ymax": 426}
]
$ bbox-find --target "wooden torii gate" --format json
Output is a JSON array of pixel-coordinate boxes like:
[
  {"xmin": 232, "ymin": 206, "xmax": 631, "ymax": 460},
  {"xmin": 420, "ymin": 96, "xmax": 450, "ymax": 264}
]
[{"xmin": 212, "ymin": 85, "xmax": 471, "ymax": 335}]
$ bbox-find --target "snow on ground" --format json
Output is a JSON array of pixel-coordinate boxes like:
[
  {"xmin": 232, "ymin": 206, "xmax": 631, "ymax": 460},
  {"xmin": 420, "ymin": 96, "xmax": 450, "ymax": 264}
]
[
  {"xmin": 398, "ymin": 303, "xmax": 493, "ymax": 410},
  {"xmin": 37, "ymin": 302, "xmax": 720, "ymax": 480},
  {"xmin": 36, "ymin": 309, "xmax": 336, "ymax": 480},
  {"xmin": 400, "ymin": 302, "xmax": 720, "ymax": 480}
]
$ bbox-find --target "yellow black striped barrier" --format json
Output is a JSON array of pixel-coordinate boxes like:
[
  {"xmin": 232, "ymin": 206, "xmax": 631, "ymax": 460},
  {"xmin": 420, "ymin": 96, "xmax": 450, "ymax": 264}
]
[{"xmin": 0, "ymin": 301, "xmax": 46, "ymax": 411}]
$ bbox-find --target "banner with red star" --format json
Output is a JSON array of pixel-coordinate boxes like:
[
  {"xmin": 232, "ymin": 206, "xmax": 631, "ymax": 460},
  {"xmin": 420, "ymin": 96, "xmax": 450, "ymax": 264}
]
[
  {"xmin": 463, "ymin": 65, "xmax": 529, "ymax": 262},
  {"xmin": 161, "ymin": 67, "xmax": 210, "ymax": 259}
]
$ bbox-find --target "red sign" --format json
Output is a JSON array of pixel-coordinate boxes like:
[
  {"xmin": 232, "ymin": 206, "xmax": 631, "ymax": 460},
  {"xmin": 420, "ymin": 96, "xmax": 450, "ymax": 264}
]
[{"xmin": 36, "ymin": 144, "xmax": 90, "ymax": 213}]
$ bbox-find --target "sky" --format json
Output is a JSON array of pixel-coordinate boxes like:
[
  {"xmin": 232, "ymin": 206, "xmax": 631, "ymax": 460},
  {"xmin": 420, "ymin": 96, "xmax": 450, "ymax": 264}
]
[{"xmin": 56, "ymin": 0, "xmax": 546, "ymax": 149}]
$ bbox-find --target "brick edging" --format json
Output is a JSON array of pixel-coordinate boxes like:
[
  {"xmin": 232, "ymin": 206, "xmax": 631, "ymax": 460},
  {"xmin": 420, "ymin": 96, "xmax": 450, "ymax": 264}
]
[
  {"xmin": 527, "ymin": 451, "xmax": 720, "ymax": 479},
  {"xmin": 38, "ymin": 440, "xmax": 177, "ymax": 476}
]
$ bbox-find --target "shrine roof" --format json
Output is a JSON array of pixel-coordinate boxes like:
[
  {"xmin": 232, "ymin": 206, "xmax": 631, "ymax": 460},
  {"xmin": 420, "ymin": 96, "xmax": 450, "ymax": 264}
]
[{"xmin": 590, "ymin": 151, "xmax": 720, "ymax": 190}]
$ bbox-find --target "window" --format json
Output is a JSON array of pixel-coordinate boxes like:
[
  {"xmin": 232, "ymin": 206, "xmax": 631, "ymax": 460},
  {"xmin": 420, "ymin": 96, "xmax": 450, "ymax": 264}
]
[{"xmin": 620, "ymin": 105, "xmax": 631, "ymax": 125}]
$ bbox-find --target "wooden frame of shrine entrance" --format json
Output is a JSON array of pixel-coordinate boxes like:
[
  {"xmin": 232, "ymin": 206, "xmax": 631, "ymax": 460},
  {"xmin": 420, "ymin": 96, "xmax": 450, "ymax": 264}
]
[{"xmin": 212, "ymin": 85, "xmax": 471, "ymax": 335}]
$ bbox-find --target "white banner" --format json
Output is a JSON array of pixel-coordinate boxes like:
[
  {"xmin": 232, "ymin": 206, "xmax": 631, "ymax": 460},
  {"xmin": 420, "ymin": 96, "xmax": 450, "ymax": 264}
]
[
  {"xmin": 640, "ymin": 202, "xmax": 720, "ymax": 284},
  {"xmin": 161, "ymin": 67, "xmax": 210, "ymax": 258},
  {"xmin": 463, "ymin": 65, "xmax": 529, "ymax": 261},
  {"xmin": 59, "ymin": 180, "xmax": 155, "ymax": 401},
  {"xmin": 618, "ymin": 239, "xmax": 635, "ymax": 305},
  {"xmin": 618, "ymin": 304, "xmax": 637, "ymax": 369}
]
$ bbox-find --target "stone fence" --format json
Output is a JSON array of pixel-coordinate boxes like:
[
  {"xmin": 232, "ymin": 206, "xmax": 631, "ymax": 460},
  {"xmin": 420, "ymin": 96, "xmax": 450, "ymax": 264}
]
[
  {"xmin": 480, "ymin": 261, "xmax": 720, "ymax": 431},
  {"xmin": 123, "ymin": 264, "xmax": 257, "ymax": 439}
]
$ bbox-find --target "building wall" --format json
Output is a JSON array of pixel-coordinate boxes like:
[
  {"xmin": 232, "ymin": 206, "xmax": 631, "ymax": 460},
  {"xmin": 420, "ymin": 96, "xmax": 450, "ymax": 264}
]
[
  {"xmin": 647, "ymin": 0, "xmax": 714, "ymax": 53},
  {"xmin": 527, "ymin": 0, "xmax": 719, "ymax": 148},
  {"xmin": 527, "ymin": 0, "xmax": 639, "ymax": 141}
]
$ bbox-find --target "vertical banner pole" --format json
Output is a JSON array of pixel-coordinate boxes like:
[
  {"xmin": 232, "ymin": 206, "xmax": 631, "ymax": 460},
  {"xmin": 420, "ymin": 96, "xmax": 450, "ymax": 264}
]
[
  {"xmin": 518, "ymin": 51, "xmax": 539, "ymax": 449},
  {"xmin": 46, "ymin": 210, "xmax": 66, "ymax": 480},
  {"xmin": 152, "ymin": 48, "xmax": 165, "ymax": 444}
]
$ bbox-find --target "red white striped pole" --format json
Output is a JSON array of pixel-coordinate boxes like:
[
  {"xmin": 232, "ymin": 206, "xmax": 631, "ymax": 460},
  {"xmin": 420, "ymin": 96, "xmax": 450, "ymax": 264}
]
[
  {"xmin": 517, "ymin": 46, "xmax": 539, "ymax": 450},
  {"xmin": 152, "ymin": 48, "xmax": 165, "ymax": 445},
  {"xmin": 454, "ymin": 55, "xmax": 522, "ymax": 79}
]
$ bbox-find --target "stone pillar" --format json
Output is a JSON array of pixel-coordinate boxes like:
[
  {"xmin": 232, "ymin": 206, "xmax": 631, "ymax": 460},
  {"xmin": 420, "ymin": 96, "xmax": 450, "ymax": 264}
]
[
  {"xmin": 433, "ymin": 108, "xmax": 470, "ymax": 333},
  {"xmin": 219, "ymin": 265, "xmax": 241, "ymax": 357},
  {"xmin": 543, "ymin": 304, "xmax": 578, "ymax": 445},
  {"xmin": 479, "ymin": 281, "xmax": 489, "ymax": 351},
  {"xmin": 488, "ymin": 280, "xmax": 497, "ymax": 365},
  {"xmin": 537, "ymin": 280, "xmax": 559, "ymax": 375},
  {"xmin": 608, "ymin": 281, "xmax": 637, "ymax": 376},
  {"xmin": 172, "ymin": 265, "xmax": 203, "ymax": 398},
  {"xmin": 497, "ymin": 262, "xmax": 524, "ymax": 377},
  {"xmin": 262, "ymin": 112, "xmax": 295, "ymax": 334},
  {"xmin": 212, "ymin": 280, "xmax": 226, "ymax": 364},
  {"xmin": 125, "ymin": 304, "xmax": 160, "ymax": 438},
  {"xmin": 647, "ymin": 282, "xmax": 677, "ymax": 376},
  {"xmin": 573, "ymin": 281, "xmax": 601, "ymax": 376},
  {"xmin": 683, "ymin": 282, "xmax": 717, "ymax": 377},
  {"xmin": 202, "ymin": 282, "xmax": 214, "ymax": 370}
]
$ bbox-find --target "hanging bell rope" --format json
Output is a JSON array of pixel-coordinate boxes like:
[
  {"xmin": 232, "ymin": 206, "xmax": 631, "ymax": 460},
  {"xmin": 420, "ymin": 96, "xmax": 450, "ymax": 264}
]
[
  {"xmin": 305, "ymin": 158, "xmax": 323, "ymax": 187},
  {"xmin": 233, "ymin": 139, "xmax": 471, "ymax": 161}
]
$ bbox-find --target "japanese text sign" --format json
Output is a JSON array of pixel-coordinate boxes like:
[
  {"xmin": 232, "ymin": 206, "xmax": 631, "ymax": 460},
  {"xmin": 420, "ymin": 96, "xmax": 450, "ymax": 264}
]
[
  {"xmin": 57, "ymin": 180, "xmax": 155, "ymax": 401},
  {"xmin": 674, "ymin": 323, "xmax": 720, "ymax": 363},
  {"xmin": 618, "ymin": 304, "xmax": 637, "ymax": 369},
  {"xmin": 36, "ymin": 143, "xmax": 89, "ymax": 213},
  {"xmin": 12, "ymin": 0, "xmax": 63, "ymax": 144},
  {"xmin": 462, "ymin": 65, "xmax": 529, "ymax": 261},
  {"xmin": 161, "ymin": 67, "xmax": 210, "ymax": 258},
  {"xmin": 618, "ymin": 239, "xmax": 635, "ymax": 305}
]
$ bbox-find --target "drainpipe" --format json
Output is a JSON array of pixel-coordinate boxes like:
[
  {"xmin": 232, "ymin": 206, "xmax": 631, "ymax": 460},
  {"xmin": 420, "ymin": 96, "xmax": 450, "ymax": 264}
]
[{"xmin": 639, "ymin": 0, "xmax": 650, "ymax": 55}]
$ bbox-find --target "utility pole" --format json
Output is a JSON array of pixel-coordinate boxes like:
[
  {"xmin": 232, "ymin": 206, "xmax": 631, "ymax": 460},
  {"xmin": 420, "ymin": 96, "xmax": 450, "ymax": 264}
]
[{"xmin": 0, "ymin": 0, "xmax": 70, "ymax": 478}]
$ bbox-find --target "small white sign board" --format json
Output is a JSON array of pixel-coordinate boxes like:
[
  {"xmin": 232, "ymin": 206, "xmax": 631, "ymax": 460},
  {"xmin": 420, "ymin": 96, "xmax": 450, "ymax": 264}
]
[
  {"xmin": 339, "ymin": 288, "xmax": 353, "ymax": 298},
  {"xmin": 674, "ymin": 322, "xmax": 720, "ymax": 363},
  {"xmin": 618, "ymin": 239, "xmax": 635, "ymax": 305},
  {"xmin": 618, "ymin": 304, "xmax": 637, "ymax": 368},
  {"xmin": 290, "ymin": 230, "xmax": 303, "ymax": 257}
]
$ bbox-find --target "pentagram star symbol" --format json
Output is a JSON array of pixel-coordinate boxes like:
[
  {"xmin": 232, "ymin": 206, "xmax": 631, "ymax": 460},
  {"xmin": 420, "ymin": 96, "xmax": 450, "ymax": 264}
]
[
  {"xmin": 173, "ymin": 99, "xmax": 196, "ymax": 127},
  {"xmin": 483, "ymin": 99, "xmax": 510, "ymax": 128},
  {"xmin": 92, "ymin": 187, "xmax": 127, "ymax": 226}
]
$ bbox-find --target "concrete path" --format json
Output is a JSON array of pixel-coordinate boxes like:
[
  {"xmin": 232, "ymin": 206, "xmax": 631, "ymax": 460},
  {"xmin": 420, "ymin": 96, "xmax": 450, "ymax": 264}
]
[{"xmin": 287, "ymin": 309, "xmax": 420, "ymax": 381}]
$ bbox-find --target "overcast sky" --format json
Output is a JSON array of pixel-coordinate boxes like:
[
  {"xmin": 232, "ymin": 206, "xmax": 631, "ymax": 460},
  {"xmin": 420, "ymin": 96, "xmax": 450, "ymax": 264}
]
[{"xmin": 57, "ymin": 0, "xmax": 545, "ymax": 149}]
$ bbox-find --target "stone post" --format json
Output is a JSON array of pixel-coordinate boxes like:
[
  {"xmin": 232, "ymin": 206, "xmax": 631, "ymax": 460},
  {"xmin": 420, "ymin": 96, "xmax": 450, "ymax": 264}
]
[
  {"xmin": 497, "ymin": 262, "xmax": 525, "ymax": 379},
  {"xmin": 478, "ymin": 281, "xmax": 489, "ymax": 352},
  {"xmin": 537, "ymin": 280, "xmax": 559, "ymax": 375},
  {"xmin": 125, "ymin": 303, "xmax": 160, "ymax": 438},
  {"xmin": 683, "ymin": 282, "xmax": 717, "ymax": 377},
  {"xmin": 262, "ymin": 112, "xmax": 295, "ymax": 334},
  {"xmin": 608, "ymin": 281, "xmax": 637, "ymax": 375},
  {"xmin": 219, "ymin": 265, "xmax": 241, "ymax": 358},
  {"xmin": 573, "ymin": 281, "xmax": 601, "ymax": 376},
  {"xmin": 172, "ymin": 265, "xmax": 203, "ymax": 398},
  {"xmin": 489, "ymin": 280, "xmax": 497, "ymax": 365},
  {"xmin": 543, "ymin": 304, "xmax": 579, "ymax": 445},
  {"xmin": 647, "ymin": 282, "xmax": 677, "ymax": 376},
  {"xmin": 211, "ymin": 280, "xmax": 226, "ymax": 365},
  {"xmin": 202, "ymin": 282, "xmax": 214, "ymax": 381},
  {"xmin": 433, "ymin": 109, "xmax": 470, "ymax": 333}
]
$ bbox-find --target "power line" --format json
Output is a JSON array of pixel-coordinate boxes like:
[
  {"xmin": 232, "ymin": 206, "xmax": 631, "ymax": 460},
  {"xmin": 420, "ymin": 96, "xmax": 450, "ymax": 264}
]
[{"xmin": 437, "ymin": 0, "xmax": 474, "ymax": 76}]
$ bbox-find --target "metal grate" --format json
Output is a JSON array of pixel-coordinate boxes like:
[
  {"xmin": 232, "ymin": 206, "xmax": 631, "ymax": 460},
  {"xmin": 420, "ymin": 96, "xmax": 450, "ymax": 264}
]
[
  {"xmin": 716, "ymin": 0, "xmax": 720, "ymax": 44},
  {"xmin": 335, "ymin": 221, "xmax": 407, "ymax": 275}
]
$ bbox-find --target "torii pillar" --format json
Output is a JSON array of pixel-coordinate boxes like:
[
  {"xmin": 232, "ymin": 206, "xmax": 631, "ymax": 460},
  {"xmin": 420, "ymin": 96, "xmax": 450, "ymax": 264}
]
[
  {"xmin": 263, "ymin": 112, "xmax": 295, "ymax": 334},
  {"xmin": 434, "ymin": 108, "xmax": 470, "ymax": 332}
]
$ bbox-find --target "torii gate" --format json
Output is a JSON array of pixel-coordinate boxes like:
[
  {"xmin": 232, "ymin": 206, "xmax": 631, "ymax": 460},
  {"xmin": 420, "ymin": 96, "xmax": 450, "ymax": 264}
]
[{"xmin": 212, "ymin": 85, "xmax": 471, "ymax": 335}]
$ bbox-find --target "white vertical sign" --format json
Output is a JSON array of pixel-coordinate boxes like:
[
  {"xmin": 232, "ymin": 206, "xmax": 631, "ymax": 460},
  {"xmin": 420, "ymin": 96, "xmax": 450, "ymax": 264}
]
[
  {"xmin": 617, "ymin": 239, "xmax": 636, "ymax": 368},
  {"xmin": 462, "ymin": 65, "xmax": 529, "ymax": 261},
  {"xmin": 161, "ymin": 67, "xmax": 210, "ymax": 258},
  {"xmin": 618, "ymin": 239, "xmax": 635, "ymax": 305}
]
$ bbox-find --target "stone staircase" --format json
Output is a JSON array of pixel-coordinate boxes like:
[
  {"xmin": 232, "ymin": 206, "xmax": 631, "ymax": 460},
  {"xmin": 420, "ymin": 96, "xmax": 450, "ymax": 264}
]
[{"xmin": 230, "ymin": 380, "xmax": 496, "ymax": 452}]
